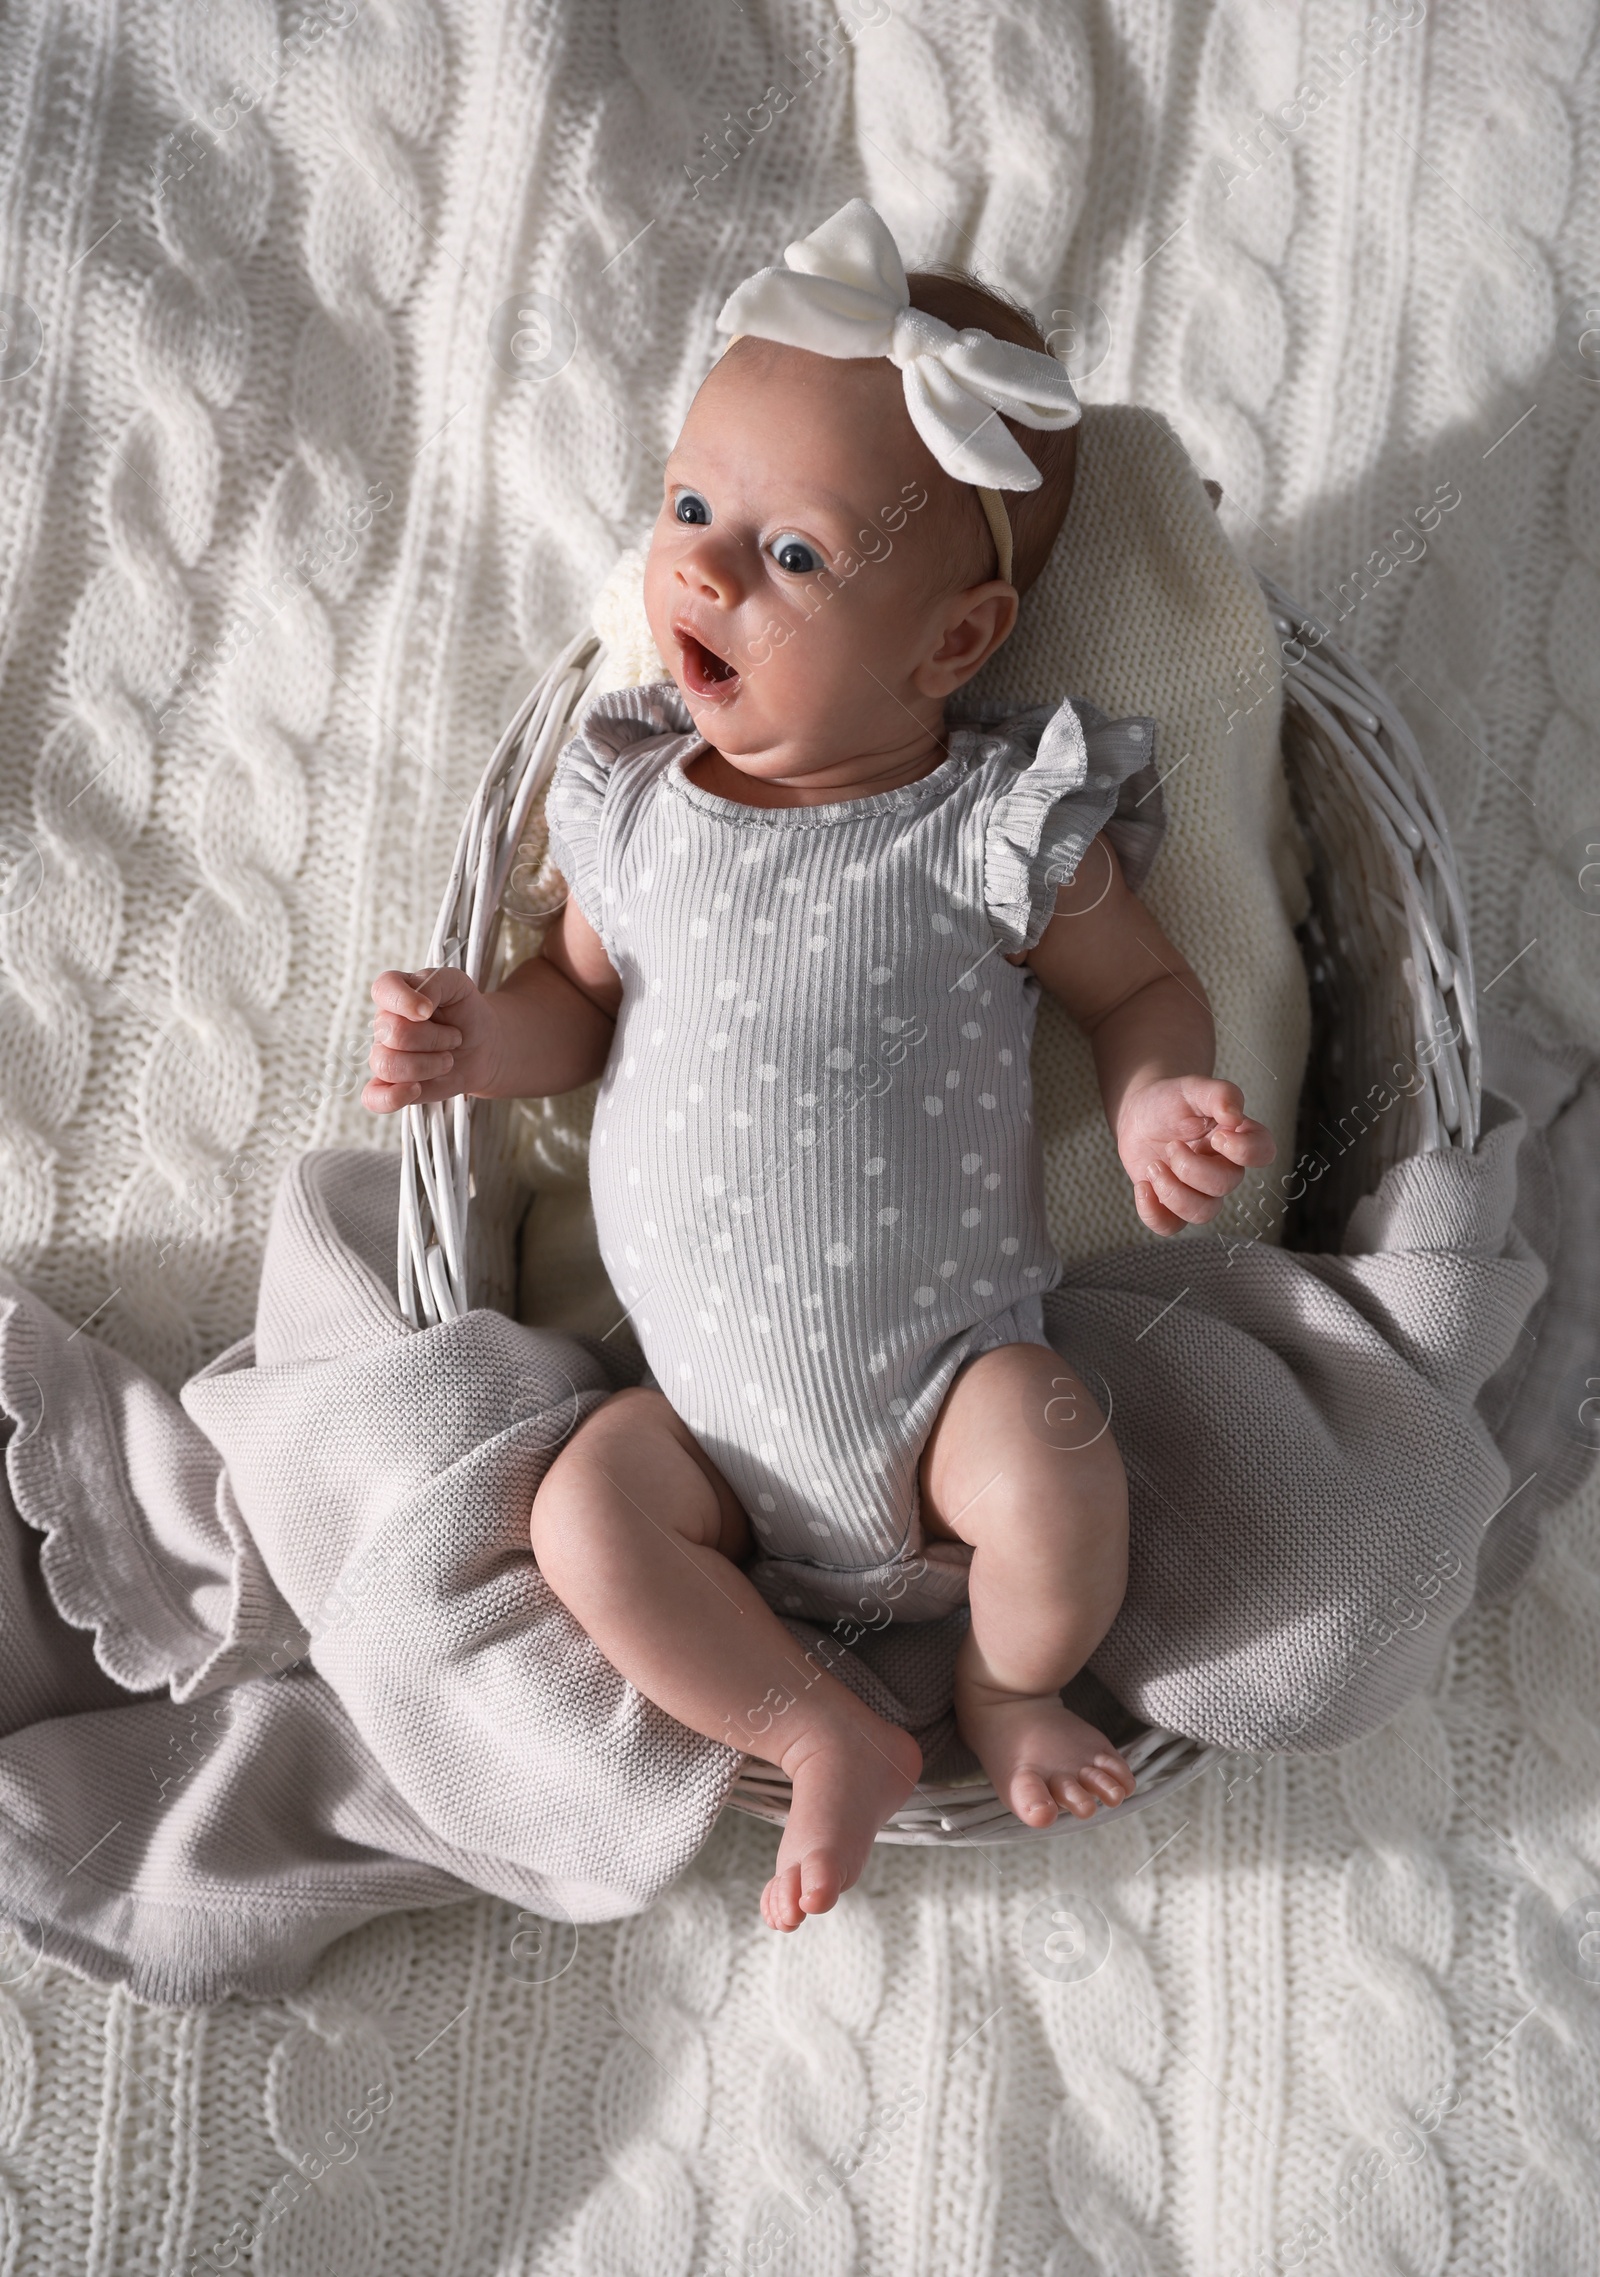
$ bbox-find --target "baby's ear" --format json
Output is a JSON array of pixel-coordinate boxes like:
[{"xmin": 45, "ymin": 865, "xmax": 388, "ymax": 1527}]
[{"xmin": 915, "ymin": 582, "xmax": 1019, "ymax": 699}]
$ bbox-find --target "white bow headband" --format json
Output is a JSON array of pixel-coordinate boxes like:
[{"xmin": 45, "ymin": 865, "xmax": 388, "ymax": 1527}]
[{"xmin": 715, "ymin": 198, "xmax": 1080, "ymax": 585}]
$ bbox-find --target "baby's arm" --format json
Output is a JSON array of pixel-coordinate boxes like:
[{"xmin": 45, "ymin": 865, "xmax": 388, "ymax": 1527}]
[
  {"xmin": 1010, "ymin": 835, "xmax": 1275, "ymax": 1234},
  {"xmin": 364, "ymin": 896, "xmax": 621, "ymax": 1113}
]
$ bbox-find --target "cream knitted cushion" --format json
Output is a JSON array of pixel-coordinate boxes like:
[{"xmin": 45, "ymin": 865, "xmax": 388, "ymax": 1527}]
[
  {"xmin": 512, "ymin": 402, "xmax": 1312, "ymax": 1338},
  {"xmin": 956, "ymin": 402, "xmax": 1313, "ymax": 1262}
]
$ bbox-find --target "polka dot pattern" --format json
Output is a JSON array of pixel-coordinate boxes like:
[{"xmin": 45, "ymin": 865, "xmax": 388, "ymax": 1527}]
[{"xmin": 542, "ymin": 679, "xmax": 1160, "ymax": 1622}]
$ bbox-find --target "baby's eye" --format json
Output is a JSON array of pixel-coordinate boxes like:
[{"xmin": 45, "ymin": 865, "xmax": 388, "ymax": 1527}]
[
  {"xmin": 767, "ymin": 532, "xmax": 823, "ymax": 576},
  {"xmin": 672, "ymin": 488, "xmax": 712, "ymax": 526}
]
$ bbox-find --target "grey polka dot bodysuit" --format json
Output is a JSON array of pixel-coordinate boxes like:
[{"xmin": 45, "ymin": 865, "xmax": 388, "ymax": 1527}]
[{"xmin": 544, "ymin": 681, "xmax": 1165, "ymax": 1626}]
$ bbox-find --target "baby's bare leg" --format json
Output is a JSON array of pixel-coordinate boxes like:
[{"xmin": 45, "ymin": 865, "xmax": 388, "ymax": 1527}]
[
  {"xmin": 530, "ymin": 1387, "xmax": 921, "ymax": 1929},
  {"xmin": 919, "ymin": 1346, "xmax": 1136, "ymax": 1826}
]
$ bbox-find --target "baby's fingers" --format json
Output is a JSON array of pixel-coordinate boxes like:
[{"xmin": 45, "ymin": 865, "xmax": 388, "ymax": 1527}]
[
  {"xmin": 362, "ymin": 1075, "xmax": 422, "ymax": 1115},
  {"xmin": 371, "ymin": 967, "xmax": 443, "ymax": 1021},
  {"xmin": 1159, "ymin": 1140, "xmax": 1242, "ymax": 1198},
  {"xmin": 368, "ymin": 1041, "xmax": 456, "ymax": 1089},
  {"xmin": 1132, "ymin": 1176, "xmax": 1189, "ymax": 1236},
  {"xmin": 371, "ymin": 964, "xmax": 479, "ymax": 1023},
  {"xmin": 1201, "ymin": 1117, "xmax": 1276, "ymax": 1167},
  {"xmin": 373, "ymin": 1008, "xmax": 463, "ymax": 1051},
  {"xmin": 1143, "ymin": 1154, "xmax": 1230, "ymax": 1225},
  {"xmin": 1180, "ymin": 1075, "xmax": 1248, "ymax": 1126},
  {"xmin": 361, "ymin": 1063, "xmax": 466, "ymax": 1114}
]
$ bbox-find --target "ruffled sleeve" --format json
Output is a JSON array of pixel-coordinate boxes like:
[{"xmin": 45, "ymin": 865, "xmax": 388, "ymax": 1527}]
[
  {"xmin": 542, "ymin": 681, "xmax": 692, "ymax": 958},
  {"xmin": 543, "ymin": 733, "xmax": 612, "ymax": 949},
  {"xmin": 982, "ymin": 694, "xmax": 1166, "ymax": 955}
]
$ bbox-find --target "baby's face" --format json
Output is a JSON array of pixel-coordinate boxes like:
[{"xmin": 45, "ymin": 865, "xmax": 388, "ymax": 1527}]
[{"xmin": 642, "ymin": 342, "xmax": 1013, "ymax": 791}]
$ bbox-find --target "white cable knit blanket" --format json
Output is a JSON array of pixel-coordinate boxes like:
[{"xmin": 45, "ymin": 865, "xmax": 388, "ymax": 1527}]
[{"xmin": 2, "ymin": 3, "xmax": 1600, "ymax": 2273}]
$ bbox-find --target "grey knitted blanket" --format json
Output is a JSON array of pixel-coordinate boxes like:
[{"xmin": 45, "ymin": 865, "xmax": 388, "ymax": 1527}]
[{"xmin": 0, "ymin": 1029, "xmax": 1594, "ymax": 2008}]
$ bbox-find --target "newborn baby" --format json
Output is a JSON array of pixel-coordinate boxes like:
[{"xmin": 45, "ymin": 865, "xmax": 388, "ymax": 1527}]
[{"xmin": 365, "ymin": 202, "xmax": 1274, "ymax": 1932}]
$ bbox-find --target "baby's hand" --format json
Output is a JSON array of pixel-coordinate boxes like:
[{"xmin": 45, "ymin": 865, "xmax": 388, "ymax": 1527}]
[
  {"xmin": 363, "ymin": 967, "xmax": 504, "ymax": 1113},
  {"xmin": 1115, "ymin": 1076, "xmax": 1275, "ymax": 1236}
]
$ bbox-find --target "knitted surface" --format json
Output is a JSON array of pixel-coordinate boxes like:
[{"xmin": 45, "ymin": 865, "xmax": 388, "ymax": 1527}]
[{"xmin": 1, "ymin": 4, "xmax": 1597, "ymax": 2273}]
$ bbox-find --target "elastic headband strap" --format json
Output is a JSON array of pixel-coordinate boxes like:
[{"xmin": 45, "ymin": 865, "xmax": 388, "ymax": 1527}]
[{"xmin": 975, "ymin": 486, "xmax": 1013, "ymax": 586}]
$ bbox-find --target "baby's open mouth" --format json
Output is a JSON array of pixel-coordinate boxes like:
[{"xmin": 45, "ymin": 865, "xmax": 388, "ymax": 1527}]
[{"xmin": 675, "ymin": 623, "xmax": 741, "ymax": 699}]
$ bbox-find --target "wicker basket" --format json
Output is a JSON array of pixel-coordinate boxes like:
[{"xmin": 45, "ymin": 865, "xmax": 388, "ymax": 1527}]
[{"xmin": 394, "ymin": 579, "xmax": 1480, "ymax": 1845}]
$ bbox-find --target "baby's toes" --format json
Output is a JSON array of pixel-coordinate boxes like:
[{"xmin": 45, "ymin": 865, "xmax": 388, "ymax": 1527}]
[
  {"xmin": 798, "ymin": 1850, "xmax": 844, "ymax": 1917},
  {"xmin": 763, "ymin": 1863, "xmax": 803, "ymax": 1933},
  {"xmin": 1079, "ymin": 1755, "xmax": 1136, "ymax": 1807},
  {"xmin": 1008, "ymin": 1768, "xmax": 1061, "ymax": 1827},
  {"xmin": 1049, "ymin": 1772, "xmax": 1102, "ymax": 1819}
]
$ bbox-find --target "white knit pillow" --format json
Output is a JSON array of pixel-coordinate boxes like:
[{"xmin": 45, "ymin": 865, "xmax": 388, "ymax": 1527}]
[{"xmin": 511, "ymin": 404, "xmax": 1313, "ymax": 1339}]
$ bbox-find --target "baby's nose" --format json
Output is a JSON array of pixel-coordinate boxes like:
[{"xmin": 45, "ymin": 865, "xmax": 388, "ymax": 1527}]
[{"xmin": 676, "ymin": 532, "xmax": 741, "ymax": 602}]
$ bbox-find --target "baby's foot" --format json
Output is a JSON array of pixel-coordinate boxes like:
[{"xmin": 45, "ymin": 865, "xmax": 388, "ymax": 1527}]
[
  {"xmin": 957, "ymin": 1684, "xmax": 1136, "ymax": 1828},
  {"xmin": 762, "ymin": 1719, "xmax": 922, "ymax": 1932}
]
